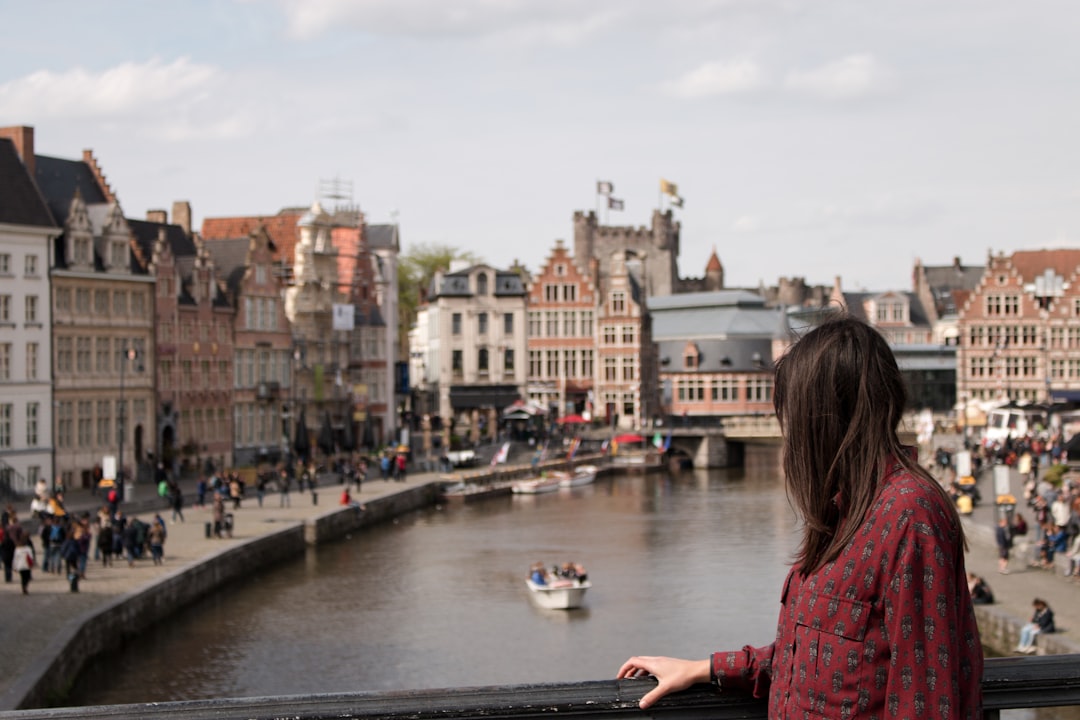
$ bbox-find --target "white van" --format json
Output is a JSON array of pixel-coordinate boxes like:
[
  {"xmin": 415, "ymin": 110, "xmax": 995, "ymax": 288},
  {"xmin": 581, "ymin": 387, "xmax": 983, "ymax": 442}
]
[{"xmin": 983, "ymin": 406, "xmax": 1047, "ymax": 444}]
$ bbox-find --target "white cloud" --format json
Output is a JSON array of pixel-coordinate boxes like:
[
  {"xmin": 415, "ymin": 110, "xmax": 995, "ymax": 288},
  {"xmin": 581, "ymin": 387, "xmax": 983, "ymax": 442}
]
[
  {"xmin": 0, "ymin": 57, "xmax": 218, "ymax": 117},
  {"xmin": 732, "ymin": 215, "xmax": 760, "ymax": 232},
  {"xmin": 666, "ymin": 59, "xmax": 763, "ymax": 98},
  {"xmin": 784, "ymin": 54, "xmax": 886, "ymax": 99}
]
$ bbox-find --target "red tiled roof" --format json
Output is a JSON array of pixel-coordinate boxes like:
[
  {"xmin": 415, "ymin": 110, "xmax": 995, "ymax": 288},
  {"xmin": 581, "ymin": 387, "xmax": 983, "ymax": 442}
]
[
  {"xmin": 705, "ymin": 249, "xmax": 722, "ymax": 273},
  {"xmin": 201, "ymin": 212, "xmax": 302, "ymax": 263},
  {"xmin": 1010, "ymin": 249, "xmax": 1080, "ymax": 283}
]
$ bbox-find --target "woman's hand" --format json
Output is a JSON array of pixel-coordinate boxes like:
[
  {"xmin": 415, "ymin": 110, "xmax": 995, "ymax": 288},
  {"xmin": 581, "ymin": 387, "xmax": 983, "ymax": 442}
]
[{"xmin": 616, "ymin": 656, "xmax": 711, "ymax": 710}]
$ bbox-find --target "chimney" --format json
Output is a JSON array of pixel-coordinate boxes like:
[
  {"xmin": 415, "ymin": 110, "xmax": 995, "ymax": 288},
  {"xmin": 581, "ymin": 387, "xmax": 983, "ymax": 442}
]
[
  {"xmin": 172, "ymin": 201, "xmax": 192, "ymax": 235},
  {"xmin": 0, "ymin": 126, "xmax": 35, "ymax": 176},
  {"xmin": 147, "ymin": 209, "xmax": 168, "ymax": 224},
  {"xmin": 953, "ymin": 256, "xmax": 962, "ymax": 270}
]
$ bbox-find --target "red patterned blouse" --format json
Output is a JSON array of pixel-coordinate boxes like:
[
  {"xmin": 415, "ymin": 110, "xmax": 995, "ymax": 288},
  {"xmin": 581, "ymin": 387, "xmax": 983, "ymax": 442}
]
[{"xmin": 712, "ymin": 462, "xmax": 983, "ymax": 718}]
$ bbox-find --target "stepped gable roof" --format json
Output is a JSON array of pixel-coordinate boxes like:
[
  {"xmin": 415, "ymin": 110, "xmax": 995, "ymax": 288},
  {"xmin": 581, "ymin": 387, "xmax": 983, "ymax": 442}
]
[
  {"xmin": 0, "ymin": 139, "xmax": 54, "ymax": 228},
  {"xmin": 128, "ymin": 217, "xmax": 196, "ymax": 261},
  {"xmin": 34, "ymin": 154, "xmax": 109, "ymax": 224},
  {"xmin": 367, "ymin": 223, "xmax": 399, "ymax": 251},
  {"xmin": 1010, "ymin": 249, "xmax": 1080, "ymax": 282},
  {"xmin": 657, "ymin": 337, "xmax": 774, "ymax": 373}
]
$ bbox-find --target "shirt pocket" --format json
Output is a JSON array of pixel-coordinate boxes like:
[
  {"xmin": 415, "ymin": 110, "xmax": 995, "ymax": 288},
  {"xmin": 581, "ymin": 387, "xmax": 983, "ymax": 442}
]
[{"xmin": 791, "ymin": 592, "xmax": 872, "ymax": 718}]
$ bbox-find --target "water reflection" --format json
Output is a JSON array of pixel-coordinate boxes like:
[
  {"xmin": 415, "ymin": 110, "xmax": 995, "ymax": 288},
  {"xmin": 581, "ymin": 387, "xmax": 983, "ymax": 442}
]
[{"xmin": 66, "ymin": 449, "xmax": 1075, "ymax": 718}]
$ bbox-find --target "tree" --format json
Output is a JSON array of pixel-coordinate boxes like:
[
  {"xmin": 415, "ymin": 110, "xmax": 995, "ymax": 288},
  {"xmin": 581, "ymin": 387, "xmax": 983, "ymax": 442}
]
[{"xmin": 397, "ymin": 243, "xmax": 483, "ymax": 354}]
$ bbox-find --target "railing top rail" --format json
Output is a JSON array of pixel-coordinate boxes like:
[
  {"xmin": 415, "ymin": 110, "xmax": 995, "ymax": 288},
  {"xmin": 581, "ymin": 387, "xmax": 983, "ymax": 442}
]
[{"xmin": 4, "ymin": 656, "xmax": 1079, "ymax": 720}]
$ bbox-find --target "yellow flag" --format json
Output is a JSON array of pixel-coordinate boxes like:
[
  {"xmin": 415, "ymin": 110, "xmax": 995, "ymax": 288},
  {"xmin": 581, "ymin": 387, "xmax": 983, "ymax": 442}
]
[{"xmin": 660, "ymin": 178, "xmax": 678, "ymax": 196}]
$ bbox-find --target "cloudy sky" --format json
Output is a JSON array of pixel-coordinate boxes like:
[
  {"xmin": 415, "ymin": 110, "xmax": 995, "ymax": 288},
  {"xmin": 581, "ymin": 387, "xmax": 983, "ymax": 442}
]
[{"xmin": 2, "ymin": 0, "xmax": 1077, "ymax": 290}]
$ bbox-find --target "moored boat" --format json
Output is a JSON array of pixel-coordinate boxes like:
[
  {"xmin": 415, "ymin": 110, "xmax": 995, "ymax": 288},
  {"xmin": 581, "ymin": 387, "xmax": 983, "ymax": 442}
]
[
  {"xmin": 511, "ymin": 476, "xmax": 561, "ymax": 494},
  {"xmin": 439, "ymin": 480, "xmax": 513, "ymax": 503},
  {"xmin": 555, "ymin": 464, "xmax": 599, "ymax": 488}
]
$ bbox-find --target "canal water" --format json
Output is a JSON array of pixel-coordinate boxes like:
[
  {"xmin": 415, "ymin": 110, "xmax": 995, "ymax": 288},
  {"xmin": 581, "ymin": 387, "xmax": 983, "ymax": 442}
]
[{"xmin": 70, "ymin": 447, "xmax": 1075, "ymax": 718}]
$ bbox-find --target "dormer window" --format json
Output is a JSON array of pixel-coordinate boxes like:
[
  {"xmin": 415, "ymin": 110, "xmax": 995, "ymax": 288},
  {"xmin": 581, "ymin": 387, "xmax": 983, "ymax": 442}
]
[
  {"xmin": 684, "ymin": 343, "xmax": 700, "ymax": 370},
  {"xmin": 477, "ymin": 273, "xmax": 488, "ymax": 295},
  {"xmin": 110, "ymin": 239, "xmax": 127, "ymax": 269}
]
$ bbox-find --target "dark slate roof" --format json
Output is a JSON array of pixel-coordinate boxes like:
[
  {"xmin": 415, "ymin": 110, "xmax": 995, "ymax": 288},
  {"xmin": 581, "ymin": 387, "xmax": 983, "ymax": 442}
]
[
  {"xmin": 0, "ymin": 139, "xmax": 55, "ymax": 228},
  {"xmin": 922, "ymin": 261, "xmax": 985, "ymax": 317},
  {"xmin": 128, "ymin": 218, "xmax": 196, "ymax": 262},
  {"xmin": 34, "ymin": 154, "xmax": 108, "ymax": 225},
  {"xmin": 431, "ymin": 265, "xmax": 526, "ymax": 298},
  {"xmin": 204, "ymin": 237, "xmax": 251, "ymax": 298},
  {"xmin": 650, "ymin": 293, "xmax": 784, "ymax": 341},
  {"xmin": 367, "ymin": 223, "xmax": 398, "ymax": 250},
  {"xmin": 355, "ymin": 304, "xmax": 386, "ymax": 328},
  {"xmin": 658, "ymin": 337, "xmax": 775, "ymax": 373}
]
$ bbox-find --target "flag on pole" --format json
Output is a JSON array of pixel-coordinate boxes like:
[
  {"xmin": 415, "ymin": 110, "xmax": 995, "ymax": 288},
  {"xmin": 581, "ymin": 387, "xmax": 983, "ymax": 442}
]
[
  {"xmin": 597, "ymin": 180, "xmax": 614, "ymax": 195},
  {"xmin": 566, "ymin": 437, "xmax": 581, "ymax": 460},
  {"xmin": 491, "ymin": 441, "xmax": 511, "ymax": 466},
  {"xmin": 660, "ymin": 178, "xmax": 678, "ymax": 196},
  {"xmin": 608, "ymin": 197, "xmax": 625, "ymax": 211},
  {"xmin": 670, "ymin": 195, "xmax": 684, "ymax": 208}
]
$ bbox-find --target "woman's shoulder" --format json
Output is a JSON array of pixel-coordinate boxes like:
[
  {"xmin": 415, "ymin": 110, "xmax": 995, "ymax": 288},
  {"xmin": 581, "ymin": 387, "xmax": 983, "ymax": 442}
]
[{"xmin": 877, "ymin": 466, "xmax": 959, "ymax": 531}]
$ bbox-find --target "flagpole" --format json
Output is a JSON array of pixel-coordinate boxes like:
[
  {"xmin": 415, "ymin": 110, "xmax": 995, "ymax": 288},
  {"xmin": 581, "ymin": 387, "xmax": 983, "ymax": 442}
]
[{"xmin": 596, "ymin": 179, "xmax": 602, "ymax": 218}]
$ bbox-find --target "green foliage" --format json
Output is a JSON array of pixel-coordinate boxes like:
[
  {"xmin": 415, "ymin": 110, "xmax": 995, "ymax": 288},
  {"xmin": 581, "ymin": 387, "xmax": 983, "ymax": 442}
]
[
  {"xmin": 1043, "ymin": 463, "xmax": 1067, "ymax": 487},
  {"xmin": 397, "ymin": 243, "xmax": 484, "ymax": 349}
]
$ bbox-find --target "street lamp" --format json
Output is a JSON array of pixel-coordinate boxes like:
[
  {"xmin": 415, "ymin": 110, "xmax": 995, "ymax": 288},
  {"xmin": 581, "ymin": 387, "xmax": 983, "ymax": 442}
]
[{"xmin": 118, "ymin": 347, "xmax": 136, "ymax": 497}]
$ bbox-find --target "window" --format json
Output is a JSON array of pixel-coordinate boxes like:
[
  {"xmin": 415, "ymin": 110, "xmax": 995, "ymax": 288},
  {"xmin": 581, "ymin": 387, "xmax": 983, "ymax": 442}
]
[
  {"xmin": 0, "ymin": 254, "xmax": 8, "ymax": 274},
  {"xmin": 95, "ymin": 290, "xmax": 109, "ymax": 314},
  {"xmin": 478, "ymin": 348, "xmax": 489, "ymax": 374},
  {"xmin": 677, "ymin": 379, "xmax": 706, "ymax": 402},
  {"xmin": 712, "ymin": 378, "xmax": 739, "ymax": 402},
  {"xmin": 0, "ymin": 295, "xmax": 10, "ymax": 322},
  {"xmin": 529, "ymin": 350, "xmax": 542, "ymax": 378},
  {"xmin": 621, "ymin": 357, "xmax": 637, "ymax": 381},
  {"xmin": 56, "ymin": 337, "xmax": 72, "ymax": 373},
  {"xmin": 544, "ymin": 350, "xmax": 557, "ymax": 377},
  {"xmin": 504, "ymin": 348, "xmax": 515, "ymax": 372},
  {"xmin": 0, "ymin": 344, "xmax": 9, "ymax": 380},
  {"xmin": 26, "ymin": 343, "xmax": 37, "ymax": 380},
  {"xmin": 77, "ymin": 337, "xmax": 92, "ymax": 373},
  {"xmin": 76, "ymin": 288, "xmax": 89, "ymax": 311},
  {"xmin": 528, "ymin": 311, "xmax": 542, "ymax": 337},
  {"xmin": 544, "ymin": 284, "xmax": 559, "ymax": 302},
  {"xmin": 56, "ymin": 288, "xmax": 71, "ymax": 312},
  {"xmin": 0, "ymin": 404, "xmax": 10, "ymax": 448},
  {"xmin": 97, "ymin": 400, "xmax": 111, "ymax": 446},
  {"xmin": 562, "ymin": 284, "xmax": 577, "ymax": 302},
  {"xmin": 581, "ymin": 311, "xmax": 593, "ymax": 337},
  {"xmin": 581, "ymin": 350, "xmax": 594, "ymax": 378},
  {"xmin": 452, "ymin": 350, "xmax": 463, "ymax": 376},
  {"xmin": 255, "ymin": 265, "xmax": 267, "ymax": 284},
  {"xmin": 73, "ymin": 237, "xmax": 91, "ymax": 264},
  {"xmin": 504, "ymin": 313, "xmax": 514, "ymax": 335},
  {"xmin": 746, "ymin": 377, "xmax": 773, "ymax": 402},
  {"xmin": 452, "ymin": 313, "xmax": 462, "ymax": 335},
  {"xmin": 245, "ymin": 298, "xmax": 254, "ymax": 329},
  {"xmin": 477, "ymin": 273, "xmax": 488, "ymax": 295},
  {"xmin": 685, "ymin": 353, "xmax": 698, "ymax": 369},
  {"xmin": 478, "ymin": 312, "xmax": 488, "ymax": 335},
  {"xmin": 24, "ymin": 254, "xmax": 36, "ymax": 276},
  {"xmin": 555, "ymin": 264, "xmax": 566, "ymax": 277},
  {"xmin": 545, "ymin": 311, "xmax": 558, "ymax": 336},
  {"xmin": 563, "ymin": 311, "xmax": 576, "ymax": 337},
  {"xmin": 602, "ymin": 326, "xmax": 617, "ymax": 345},
  {"xmin": 110, "ymin": 240, "xmax": 127, "ymax": 268},
  {"xmin": 611, "ymin": 291, "xmax": 627, "ymax": 314},
  {"xmin": 78, "ymin": 401, "xmax": 92, "ymax": 447},
  {"xmin": 131, "ymin": 291, "xmax": 145, "ymax": 317},
  {"xmin": 96, "ymin": 338, "xmax": 110, "ymax": 373},
  {"xmin": 25, "ymin": 295, "xmax": 38, "ymax": 324},
  {"xmin": 604, "ymin": 357, "xmax": 618, "ymax": 381},
  {"xmin": 622, "ymin": 325, "xmax": 636, "ymax": 345},
  {"xmin": 57, "ymin": 402, "xmax": 72, "ymax": 448},
  {"xmin": 112, "ymin": 291, "xmax": 127, "ymax": 316}
]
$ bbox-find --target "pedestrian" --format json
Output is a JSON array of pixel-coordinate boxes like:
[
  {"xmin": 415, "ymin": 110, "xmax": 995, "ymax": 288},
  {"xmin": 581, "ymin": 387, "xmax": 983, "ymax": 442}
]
[
  {"xmin": 196, "ymin": 476, "xmax": 207, "ymax": 508},
  {"xmin": 279, "ymin": 469, "xmax": 291, "ymax": 507},
  {"xmin": 617, "ymin": 316, "xmax": 983, "ymax": 716},
  {"xmin": 13, "ymin": 535, "xmax": 34, "ymax": 594},
  {"xmin": 380, "ymin": 453, "xmax": 391, "ymax": 481},
  {"xmin": 0, "ymin": 515, "xmax": 16, "ymax": 583},
  {"xmin": 396, "ymin": 453, "xmax": 407, "ymax": 482},
  {"xmin": 171, "ymin": 484, "xmax": 185, "ymax": 523},
  {"xmin": 996, "ymin": 515, "xmax": 1013, "ymax": 573},
  {"xmin": 148, "ymin": 519, "xmax": 166, "ymax": 565},
  {"xmin": 1016, "ymin": 598, "xmax": 1056, "ymax": 654}
]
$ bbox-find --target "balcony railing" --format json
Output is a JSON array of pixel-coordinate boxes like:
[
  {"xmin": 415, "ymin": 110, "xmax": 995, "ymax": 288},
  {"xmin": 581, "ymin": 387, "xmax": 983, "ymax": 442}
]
[{"xmin": 12, "ymin": 656, "xmax": 1080, "ymax": 720}]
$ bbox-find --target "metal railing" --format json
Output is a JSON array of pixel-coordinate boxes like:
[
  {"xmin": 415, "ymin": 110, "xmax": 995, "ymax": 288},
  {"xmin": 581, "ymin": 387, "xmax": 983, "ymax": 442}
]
[{"xmin": 4, "ymin": 655, "xmax": 1078, "ymax": 720}]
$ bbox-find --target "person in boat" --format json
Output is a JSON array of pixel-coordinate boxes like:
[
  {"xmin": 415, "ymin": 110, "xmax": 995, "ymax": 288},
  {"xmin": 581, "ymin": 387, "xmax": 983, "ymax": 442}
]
[
  {"xmin": 617, "ymin": 315, "xmax": 983, "ymax": 716},
  {"xmin": 530, "ymin": 562, "xmax": 548, "ymax": 585}
]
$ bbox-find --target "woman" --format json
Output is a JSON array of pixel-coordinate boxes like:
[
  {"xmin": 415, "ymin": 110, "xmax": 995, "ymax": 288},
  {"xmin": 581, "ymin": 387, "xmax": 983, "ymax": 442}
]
[
  {"xmin": 1015, "ymin": 598, "xmax": 1055, "ymax": 654},
  {"xmin": 13, "ymin": 535, "xmax": 34, "ymax": 594},
  {"xmin": 617, "ymin": 316, "xmax": 984, "ymax": 716}
]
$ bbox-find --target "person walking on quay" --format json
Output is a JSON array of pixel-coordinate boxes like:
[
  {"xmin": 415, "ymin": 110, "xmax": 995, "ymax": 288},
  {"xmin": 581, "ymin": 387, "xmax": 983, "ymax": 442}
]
[
  {"xmin": 13, "ymin": 535, "xmax": 34, "ymax": 594},
  {"xmin": 1, "ymin": 512, "xmax": 17, "ymax": 583},
  {"xmin": 148, "ymin": 518, "xmax": 166, "ymax": 565},
  {"xmin": 996, "ymin": 515, "xmax": 1013, "ymax": 573},
  {"xmin": 1016, "ymin": 598, "xmax": 1056, "ymax": 654},
  {"xmin": 170, "ymin": 482, "xmax": 185, "ymax": 523},
  {"xmin": 617, "ymin": 316, "xmax": 983, "ymax": 717},
  {"xmin": 279, "ymin": 468, "xmax": 291, "ymax": 508},
  {"xmin": 196, "ymin": 476, "xmax": 207, "ymax": 508}
]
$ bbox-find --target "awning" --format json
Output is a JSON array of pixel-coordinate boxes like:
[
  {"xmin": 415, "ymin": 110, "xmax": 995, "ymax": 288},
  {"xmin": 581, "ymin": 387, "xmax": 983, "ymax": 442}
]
[
  {"xmin": 451, "ymin": 385, "xmax": 521, "ymax": 411},
  {"xmin": 613, "ymin": 433, "xmax": 645, "ymax": 444},
  {"xmin": 1051, "ymin": 390, "xmax": 1080, "ymax": 403}
]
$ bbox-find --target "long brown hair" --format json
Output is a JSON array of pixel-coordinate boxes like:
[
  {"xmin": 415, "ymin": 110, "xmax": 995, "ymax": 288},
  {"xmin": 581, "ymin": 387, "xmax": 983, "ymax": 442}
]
[{"xmin": 773, "ymin": 315, "xmax": 957, "ymax": 574}]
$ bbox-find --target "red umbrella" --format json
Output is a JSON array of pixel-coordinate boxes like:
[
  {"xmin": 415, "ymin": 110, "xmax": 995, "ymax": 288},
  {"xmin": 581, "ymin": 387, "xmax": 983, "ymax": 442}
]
[
  {"xmin": 613, "ymin": 433, "xmax": 645, "ymax": 444},
  {"xmin": 557, "ymin": 414, "xmax": 587, "ymax": 425}
]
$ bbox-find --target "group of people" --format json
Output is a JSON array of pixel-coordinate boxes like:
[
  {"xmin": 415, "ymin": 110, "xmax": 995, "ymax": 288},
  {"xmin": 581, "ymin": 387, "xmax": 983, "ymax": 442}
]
[{"xmin": 529, "ymin": 561, "xmax": 587, "ymax": 586}]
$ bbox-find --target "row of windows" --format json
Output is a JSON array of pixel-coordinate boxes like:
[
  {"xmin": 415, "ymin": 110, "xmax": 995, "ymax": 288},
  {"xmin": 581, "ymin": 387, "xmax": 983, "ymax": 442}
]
[
  {"xmin": 598, "ymin": 391, "xmax": 638, "ymax": 420},
  {"xmin": 968, "ymin": 355, "xmax": 1080, "ymax": 380},
  {"xmin": 0, "ymin": 402, "xmax": 38, "ymax": 448},
  {"xmin": 56, "ymin": 337, "xmax": 146, "ymax": 375},
  {"xmin": 244, "ymin": 297, "xmax": 279, "ymax": 331},
  {"xmin": 451, "ymin": 312, "xmax": 514, "ymax": 336},
  {"xmin": 55, "ymin": 287, "xmax": 147, "ymax": 318},
  {"xmin": 234, "ymin": 404, "xmax": 280, "ymax": 447},
  {"xmin": 542, "ymin": 283, "xmax": 578, "ymax": 303},
  {"xmin": 967, "ymin": 325, "xmax": 1080, "ymax": 349},
  {"xmin": 0, "ymin": 294, "xmax": 40, "ymax": 324},
  {"xmin": 54, "ymin": 399, "xmax": 147, "ymax": 450},
  {"xmin": 159, "ymin": 320, "xmax": 231, "ymax": 345},
  {"xmin": 527, "ymin": 349, "xmax": 596, "ymax": 380},
  {"xmin": 451, "ymin": 348, "xmax": 515, "ymax": 376},
  {"xmin": 527, "ymin": 310, "xmax": 595, "ymax": 339},
  {"xmin": 601, "ymin": 324, "xmax": 637, "ymax": 345},
  {"xmin": 233, "ymin": 349, "xmax": 291, "ymax": 388},
  {"xmin": 0, "ymin": 343, "xmax": 39, "ymax": 381},
  {"xmin": 179, "ymin": 408, "xmax": 229, "ymax": 448},
  {"xmin": 674, "ymin": 377, "xmax": 774, "ymax": 403},
  {"xmin": 0, "ymin": 253, "xmax": 40, "ymax": 277}
]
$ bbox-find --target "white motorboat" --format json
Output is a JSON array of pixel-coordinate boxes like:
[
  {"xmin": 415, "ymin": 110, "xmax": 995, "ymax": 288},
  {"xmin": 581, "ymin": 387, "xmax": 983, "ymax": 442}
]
[
  {"xmin": 555, "ymin": 464, "xmax": 599, "ymax": 488},
  {"xmin": 511, "ymin": 476, "xmax": 561, "ymax": 494},
  {"xmin": 525, "ymin": 578, "xmax": 591, "ymax": 609}
]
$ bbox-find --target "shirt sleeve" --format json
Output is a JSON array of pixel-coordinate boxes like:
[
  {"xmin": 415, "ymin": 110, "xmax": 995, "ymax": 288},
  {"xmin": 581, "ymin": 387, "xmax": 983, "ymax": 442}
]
[
  {"xmin": 882, "ymin": 503, "xmax": 982, "ymax": 719},
  {"xmin": 711, "ymin": 643, "xmax": 775, "ymax": 699}
]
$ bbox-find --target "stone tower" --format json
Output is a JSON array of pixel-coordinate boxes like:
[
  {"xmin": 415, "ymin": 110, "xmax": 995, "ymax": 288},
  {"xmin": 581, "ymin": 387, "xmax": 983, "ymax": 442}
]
[{"xmin": 572, "ymin": 209, "xmax": 680, "ymax": 297}]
